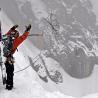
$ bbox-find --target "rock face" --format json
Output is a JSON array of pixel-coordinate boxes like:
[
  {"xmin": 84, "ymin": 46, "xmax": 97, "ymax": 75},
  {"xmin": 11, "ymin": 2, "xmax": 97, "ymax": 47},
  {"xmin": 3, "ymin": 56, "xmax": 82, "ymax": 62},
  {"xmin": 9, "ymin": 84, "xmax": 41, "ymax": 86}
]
[
  {"xmin": 41, "ymin": 0, "xmax": 98, "ymax": 78},
  {"xmin": 28, "ymin": 54, "xmax": 63, "ymax": 84}
]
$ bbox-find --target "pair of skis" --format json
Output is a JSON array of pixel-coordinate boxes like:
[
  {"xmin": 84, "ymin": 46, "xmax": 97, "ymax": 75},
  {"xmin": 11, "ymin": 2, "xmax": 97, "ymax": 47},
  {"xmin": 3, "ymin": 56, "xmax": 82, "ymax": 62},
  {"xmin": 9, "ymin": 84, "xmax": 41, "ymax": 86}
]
[{"xmin": 0, "ymin": 22, "xmax": 6, "ymax": 85}]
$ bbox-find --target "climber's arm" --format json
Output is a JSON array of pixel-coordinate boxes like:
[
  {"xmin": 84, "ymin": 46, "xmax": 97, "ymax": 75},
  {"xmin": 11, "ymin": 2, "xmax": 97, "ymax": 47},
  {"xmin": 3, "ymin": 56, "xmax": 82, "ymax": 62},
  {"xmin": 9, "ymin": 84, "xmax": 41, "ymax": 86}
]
[{"xmin": 6, "ymin": 25, "xmax": 18, "ymax": 35}]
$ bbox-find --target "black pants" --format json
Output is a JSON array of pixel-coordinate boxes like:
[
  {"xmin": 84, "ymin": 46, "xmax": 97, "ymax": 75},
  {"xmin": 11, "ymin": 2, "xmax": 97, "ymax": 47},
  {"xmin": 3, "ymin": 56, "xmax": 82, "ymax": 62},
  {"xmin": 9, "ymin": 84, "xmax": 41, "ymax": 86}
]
[{"xmin": 5, "ymin": 61, "xmax": 14, "ymax": 89}]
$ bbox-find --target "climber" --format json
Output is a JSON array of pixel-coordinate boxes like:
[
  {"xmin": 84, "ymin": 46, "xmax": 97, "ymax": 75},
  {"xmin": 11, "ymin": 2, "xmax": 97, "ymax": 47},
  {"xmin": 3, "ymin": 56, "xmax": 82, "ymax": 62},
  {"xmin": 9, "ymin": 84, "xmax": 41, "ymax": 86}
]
[{"xmin": 5, "ymin": 24, "xmax": 31, "ymax": 90}]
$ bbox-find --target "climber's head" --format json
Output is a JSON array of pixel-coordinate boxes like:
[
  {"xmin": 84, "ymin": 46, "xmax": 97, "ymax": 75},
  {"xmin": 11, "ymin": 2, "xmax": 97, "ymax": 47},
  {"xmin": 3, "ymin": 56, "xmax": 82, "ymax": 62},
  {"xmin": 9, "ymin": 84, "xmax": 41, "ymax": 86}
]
[{"xmin": 12, "ymin": 30, "xmax": 19, "ymax": 38}]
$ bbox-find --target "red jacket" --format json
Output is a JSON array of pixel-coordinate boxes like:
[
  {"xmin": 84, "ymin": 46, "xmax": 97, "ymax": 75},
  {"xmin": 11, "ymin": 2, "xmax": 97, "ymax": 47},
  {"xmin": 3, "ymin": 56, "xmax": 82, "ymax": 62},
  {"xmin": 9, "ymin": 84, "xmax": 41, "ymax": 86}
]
[{"xmin": 6, "ymin": 30, "xmax": 29, "ymax": 54}]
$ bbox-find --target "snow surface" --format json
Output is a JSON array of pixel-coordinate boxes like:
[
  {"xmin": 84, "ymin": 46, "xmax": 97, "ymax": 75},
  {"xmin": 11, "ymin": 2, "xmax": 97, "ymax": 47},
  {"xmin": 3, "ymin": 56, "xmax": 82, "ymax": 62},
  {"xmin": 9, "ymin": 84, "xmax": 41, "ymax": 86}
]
[{"xmin": 0, "ymin": 55, "xmax": 69, "ymax": 98}]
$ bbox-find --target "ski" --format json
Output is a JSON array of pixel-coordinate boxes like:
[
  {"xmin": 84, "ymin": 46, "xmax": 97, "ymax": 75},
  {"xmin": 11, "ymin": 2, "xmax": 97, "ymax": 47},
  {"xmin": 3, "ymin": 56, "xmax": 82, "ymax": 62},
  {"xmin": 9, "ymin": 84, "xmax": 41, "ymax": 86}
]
[{"xmin": 0, "ymin": 21, "xmax": 6, "ymax": 85}]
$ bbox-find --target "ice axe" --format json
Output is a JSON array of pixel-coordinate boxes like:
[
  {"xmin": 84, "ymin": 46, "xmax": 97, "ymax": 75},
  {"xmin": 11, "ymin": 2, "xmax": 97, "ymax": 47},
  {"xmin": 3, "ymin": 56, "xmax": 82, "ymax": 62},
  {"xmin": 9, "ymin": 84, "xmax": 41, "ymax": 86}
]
[
  {"xmin": 28, "ymin": 33, "xmax": 43, "ymax": 37},
  {"xmin": 25, "ymin": 24, "xmax": 43, "ymax": 37}
]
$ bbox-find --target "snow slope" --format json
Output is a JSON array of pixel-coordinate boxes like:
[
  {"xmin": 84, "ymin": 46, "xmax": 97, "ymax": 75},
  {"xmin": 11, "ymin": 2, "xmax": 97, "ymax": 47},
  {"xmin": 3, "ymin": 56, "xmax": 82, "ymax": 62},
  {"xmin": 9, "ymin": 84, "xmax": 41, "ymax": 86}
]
[{"xmin": 0, "ymin": 53, "xmax": 71, "ymax": 98}]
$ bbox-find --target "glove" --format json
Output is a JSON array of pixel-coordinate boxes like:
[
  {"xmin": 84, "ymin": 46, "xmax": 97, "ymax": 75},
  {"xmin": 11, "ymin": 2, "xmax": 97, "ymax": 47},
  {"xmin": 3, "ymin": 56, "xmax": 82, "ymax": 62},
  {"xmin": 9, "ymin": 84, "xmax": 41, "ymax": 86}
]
[
  {"xmin": 11, "ymin": 24, "xmax": 18, "ymax": 30},
  {"xmin": 25, "ymin": 24, "xmax": 31, "ymax": 32}
]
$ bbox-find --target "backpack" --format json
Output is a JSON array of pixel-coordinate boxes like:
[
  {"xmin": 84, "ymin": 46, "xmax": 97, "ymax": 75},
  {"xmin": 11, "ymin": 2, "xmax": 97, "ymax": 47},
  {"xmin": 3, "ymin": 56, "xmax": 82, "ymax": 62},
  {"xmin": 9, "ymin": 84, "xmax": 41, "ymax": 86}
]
[{"xmin": 2, "ymin": 34, "xmax": 14, "ymax": 57}]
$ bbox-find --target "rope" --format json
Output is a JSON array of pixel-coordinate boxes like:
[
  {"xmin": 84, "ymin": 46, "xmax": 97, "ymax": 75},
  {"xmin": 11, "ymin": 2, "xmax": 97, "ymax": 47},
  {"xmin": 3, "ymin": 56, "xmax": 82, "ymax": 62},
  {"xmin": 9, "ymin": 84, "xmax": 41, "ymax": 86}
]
[
  {"xmin": 14, "ymin": 51, "xmax": 42, "ymax": 73},
  {"xmin": 14, "ymin": 65, "xmax": 30, "ymax": 73}
]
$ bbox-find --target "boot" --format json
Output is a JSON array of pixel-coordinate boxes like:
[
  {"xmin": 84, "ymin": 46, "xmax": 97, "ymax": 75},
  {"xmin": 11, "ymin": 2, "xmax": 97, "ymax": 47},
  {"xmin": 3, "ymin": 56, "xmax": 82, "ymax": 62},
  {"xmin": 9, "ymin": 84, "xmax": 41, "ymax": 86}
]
[{"xmin": 6, "ymin": 84, "xmax": 13, "ymax": 90}]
